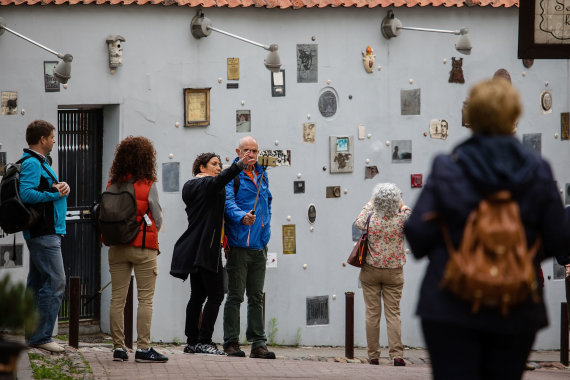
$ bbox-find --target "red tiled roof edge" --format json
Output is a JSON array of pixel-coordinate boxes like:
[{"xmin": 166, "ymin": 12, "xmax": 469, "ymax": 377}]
[{"xmin": 0, "ymin": 0, "xmax": 519, "ymax": 8}]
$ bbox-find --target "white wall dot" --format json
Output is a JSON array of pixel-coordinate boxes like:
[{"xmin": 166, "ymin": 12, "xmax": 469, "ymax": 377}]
[
  {"xmin": 309, "ymin": 226, "xmax": 314, "ymax": 232},
  {"xmin": 342, "ymin": 262, "xmax": 347, "ymax": 267},
  {"xmin": 522, "ymin": 71, "xmax": 527, "ymax": 77},
  {"xmin": 377, "ymin": 66, "xmax": 382, "ymax": 71},
  {"xmin": 168, "ymin": 153, "xmax": 174, "ymax": 159},
  {"xmin": 367, "ymin": 133, "xmax": 372, "ymax": 139},
  {"xmin": 326, "ymin": 79, "xmax": 331, "ymax": 85},
  {"xmin": 175, "ymin": 122, "xmax": 180, "ymax": 128},
  {"xmin": 303, "ymin": 264, "xmax": 307, "ymax": 269},
  {"xmin": 443, "ymin": 58, "xmax": 447, "ymax": 64},
  {"xmin": 287, "ymin": 215, "xmax": 291, "ymax": 221},
  {"xmin": 386, "ymin": 140, "xmax": 391, "ymax": 146},
  {"xmin": 344, "ymin": 189, "xmax": 348, "ymax": 194},
  {"xmin": 297, "ymin": 173, "xmax": 302, "ymax": 178},
  {"xmin": 409, "ymin": 78, "xmax": 414, "ymax": 85},
  {"xmin": 274, "ymin": 140, "xmax": 279, "ymax": 146},
  {"xmin": 555, "ymin": 133, "xmax": 559, "ymax": 139},
  {"xmin": 307, "ymin": 114, "xmax": 311, "ymax": 120},
  {"xmin": 332, "ymin": 294, "xmax": 337, "ymax": 300},
  {"xmin": 218, "ymin": 78, "xmax": 222, "ymax": 83},
  {"xmin": 63, "ymin": 84, "xmax": 68, "ymax": 89},
  {"xmin": 560, "ymin": 188, "xmax": 564, "ymax": 194},
  {"xmin": 405, "ymin": 249, "xmax": 410, "ymax": 254},
  {"xmin": 545, "ymin": 81, "xmax": 549, "ymax": 87},
  {"xmin": 20, "ymin": 109, "xmax": 25, "ymax": 115},
  {"xmin": 365, "ymin": 158, "xmax": 370, "ymax": 164},
  {"xmin": 241, "ymin": 100, "xmax": 245, "ymax": 105}
]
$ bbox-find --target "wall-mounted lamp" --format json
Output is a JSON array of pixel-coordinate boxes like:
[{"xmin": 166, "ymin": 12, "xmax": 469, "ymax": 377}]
[
  {"xmin": 0, "ymin": 17, "xmax": 73, "ymax": 83},
  {"xmin": 381, "ymin": 10, "xmax": 472, "ymax": 55},
  {"xmin": 190, "ymin": 11, "xmax": 281, "ymax": 73}
]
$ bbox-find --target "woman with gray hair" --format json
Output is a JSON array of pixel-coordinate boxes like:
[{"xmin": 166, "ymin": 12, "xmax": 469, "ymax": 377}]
[{"xmin": 354, "ymin": 183, "xmax": 411, "ymax": 367}]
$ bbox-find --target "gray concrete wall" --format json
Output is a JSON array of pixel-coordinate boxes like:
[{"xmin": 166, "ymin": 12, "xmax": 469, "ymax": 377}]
[{"xmin": 0, "ymin": 5, "xmax": 568, "ymax": 349}]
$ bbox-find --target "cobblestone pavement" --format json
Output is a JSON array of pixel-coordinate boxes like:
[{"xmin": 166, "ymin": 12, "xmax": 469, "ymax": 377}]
[{"xmin": 17, "ymin": 339, "xmax": 570, "ymax": 380}]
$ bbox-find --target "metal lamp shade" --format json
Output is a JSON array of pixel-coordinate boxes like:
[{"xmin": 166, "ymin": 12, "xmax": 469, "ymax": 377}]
[
  {"xmin": 264, "ymin": 44, "xmax": 281, "ymax": 73},
  {"xmin": 53, "ymin": 54, "xmax": 73, "ymax": 84},
  {"xmin": 455, "ymin": 29, "xmax": 472, "ymax": 55}
]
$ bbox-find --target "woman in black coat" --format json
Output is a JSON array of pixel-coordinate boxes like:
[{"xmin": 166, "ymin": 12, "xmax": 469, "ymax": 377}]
[
  {"xmin": 170, "ymin": 152, "xmax": 253, "ymax": 355},
  {"xmin": 404, "ymin": 79, "xmax": 570, "ymax": 380}
]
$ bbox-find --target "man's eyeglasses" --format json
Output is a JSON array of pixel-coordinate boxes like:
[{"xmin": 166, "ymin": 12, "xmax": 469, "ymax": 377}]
[{"xmin": 241, "ymin": 148, "xmax": 258, "ymax": 154}]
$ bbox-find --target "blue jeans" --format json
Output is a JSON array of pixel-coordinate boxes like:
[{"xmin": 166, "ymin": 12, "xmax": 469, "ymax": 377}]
[{"xmin": 26, "ymin": 234, "xmax": 66, "ymax": 345}]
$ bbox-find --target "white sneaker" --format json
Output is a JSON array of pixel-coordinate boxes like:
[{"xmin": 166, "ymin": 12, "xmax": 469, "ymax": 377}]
[{"xmin": 36, "ymin": 341, "xmax": 65, "ymax": 353}]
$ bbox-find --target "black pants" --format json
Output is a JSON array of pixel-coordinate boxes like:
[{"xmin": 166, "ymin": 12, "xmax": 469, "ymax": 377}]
[
  {"xmin": 421, "ymin": 319, "xmax": 535, "ymax": 380},
  {"xmin": 185, "ymin": 267, "xmax": 225, "ymax": 345}
]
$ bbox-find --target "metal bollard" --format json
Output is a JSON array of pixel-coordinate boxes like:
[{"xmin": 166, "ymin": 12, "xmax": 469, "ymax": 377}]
[
  {"xmin": 124, "ymin": 275, "xmax": 134, "ymax": 349},
  {"xmin": 69, "ymin": 276, "xmax": 80, "ymax": 349},
  {"xmin": 562, "ymin": 302, "xmax": 569, "ymax": 366},
  {"xmin": 345, "ymin": 291, "xmax": 354, "ymax": 359}
]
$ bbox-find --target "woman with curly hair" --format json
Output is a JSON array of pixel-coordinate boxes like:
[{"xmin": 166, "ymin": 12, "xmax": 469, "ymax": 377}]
[
  {"xmin": 171, "ymin": 152, "xmax": 254, "ymax": 355},
  {"xmin": 355, "ymin": 183, "xmax": 411, "ymax": 367},
  {"xmin": 106, "ymin": 136, "xmax": 168, "ymax": 363}
]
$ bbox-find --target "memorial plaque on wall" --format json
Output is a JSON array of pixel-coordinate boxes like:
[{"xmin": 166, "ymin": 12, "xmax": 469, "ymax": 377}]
[
  {"xmin": 297, "ymin": 44, "xmax": 318, "ymax": 83},
  {"xmin": 319, "ymin": 88, "xmax": 338, "ymax": 118},
  {"xmin": 329, "ymin": 136, "xmax": 353, "ymax": 173},
  {"xmin": 391, "ymin": 140, "xmax": 412, "ymax": 163},
  {"xmin": 401, "ymin": 89, "xmax": 421, "ymax": 115},
  {"xmin": 522, "ymin": 133, "xmax": 541, "ymax": 154},
  {"xmin": 282, "ymin": 224, "xmax": 296, "ymax": 254}
]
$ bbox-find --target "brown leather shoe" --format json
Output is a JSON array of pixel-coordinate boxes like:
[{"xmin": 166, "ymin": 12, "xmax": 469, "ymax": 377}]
[
  {"xmin": 250, "ymin": 345, "xmax": 276, "ymax": 359},
  {"xmin": 394, "ymin": 358, "xmax": 406, "ymax": 366},
  {"xmin": 223, "ymin": 342, "xmax": 245, "ymax": 357}
]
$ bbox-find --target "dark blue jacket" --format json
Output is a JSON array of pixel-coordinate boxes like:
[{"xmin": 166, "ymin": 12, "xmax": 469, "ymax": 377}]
[
  {"xmin": 224, "ymin": 159, "xmax": 272, "ymax": 250},
  {"xmin": 404, "ymin": 134, "xmax": 570, "ymax": 333}
]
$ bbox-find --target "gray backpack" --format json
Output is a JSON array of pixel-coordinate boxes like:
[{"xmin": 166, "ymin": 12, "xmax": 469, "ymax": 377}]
[{"xmin": 97, "ymin": 181, "xmax": 147, "ymax": 246}]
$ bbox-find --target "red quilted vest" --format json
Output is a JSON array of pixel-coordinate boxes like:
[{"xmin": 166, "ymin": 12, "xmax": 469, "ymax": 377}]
[{"xmin": 128, "ymin": 180, "xmax": 159, "ymax": 250}]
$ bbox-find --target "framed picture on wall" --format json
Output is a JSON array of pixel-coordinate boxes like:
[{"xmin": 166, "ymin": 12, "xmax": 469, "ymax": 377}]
[
  {"xmin": 519, "ymin": 1, "xmax": 570, "ymax": 58},
  {"xmin": 44, "ymin": 61, "xmax": 60, "ymax": 92},
  {"xmin": 184, "ymin": 88, "xmax": 210, "ymax": 127}
]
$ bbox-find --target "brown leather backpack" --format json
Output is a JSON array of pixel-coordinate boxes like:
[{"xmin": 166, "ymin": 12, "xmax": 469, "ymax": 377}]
[{"xmin": 440, "ymin": 190, "xmax": 540, "ymax": 316}]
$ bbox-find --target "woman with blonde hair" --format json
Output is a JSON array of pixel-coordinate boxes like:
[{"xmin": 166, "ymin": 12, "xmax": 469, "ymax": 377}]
[
  {"xmin": 355, "ymin": 183, "xmax": 411, "ymax": 366},
  {"xmin": 405, "ymin": 78, "xmax": 570, "ymax": 379}
]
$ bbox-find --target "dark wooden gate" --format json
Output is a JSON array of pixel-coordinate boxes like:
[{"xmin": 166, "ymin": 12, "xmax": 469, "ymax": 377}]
[{"xmin": 57, "ymin": 109, "xmax": 103, "ymax": 321}]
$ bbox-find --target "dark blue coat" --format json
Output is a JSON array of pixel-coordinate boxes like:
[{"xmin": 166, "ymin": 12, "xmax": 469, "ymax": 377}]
[{"xmin": 404, "ymin": 134, "xmax": 570, "ymax": 334}]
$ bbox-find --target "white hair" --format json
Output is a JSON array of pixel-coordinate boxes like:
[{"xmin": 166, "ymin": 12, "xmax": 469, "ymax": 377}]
[{"xmin": 372, "ymin": 183, "xmax": 402, "ymax": 218}]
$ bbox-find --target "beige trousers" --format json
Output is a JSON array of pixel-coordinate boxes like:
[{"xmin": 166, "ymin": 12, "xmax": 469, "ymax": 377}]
[
  {"xmin": 359, "ymin": 264, "xmax": 404, "ymax": 360},
  {"xmin": 108, "ymin": 246, "xmax": 158, "ymax": 350}
]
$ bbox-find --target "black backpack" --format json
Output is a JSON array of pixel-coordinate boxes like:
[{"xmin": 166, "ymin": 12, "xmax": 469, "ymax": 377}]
[
  {"xmin": 0, "ymin": 156, "xmax": 57, "ymax": 234},
  {"xmin": 97, "ymin": 180, "xmax": 148, "ymax": 247}
]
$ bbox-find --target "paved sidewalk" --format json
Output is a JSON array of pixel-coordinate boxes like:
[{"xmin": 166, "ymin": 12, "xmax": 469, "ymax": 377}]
[{"xmin": 18, "ymin": 341, "xmax": 570, "ymax": 380}]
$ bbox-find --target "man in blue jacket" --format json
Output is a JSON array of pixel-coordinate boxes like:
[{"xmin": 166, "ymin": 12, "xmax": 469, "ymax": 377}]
[
  {"xmin": 20, "ymin": 120, "xmax": 70, "ymax": 352},
  {"xmin": 223, "ymin": 136, "xmax": 274, "ymax": 359}
]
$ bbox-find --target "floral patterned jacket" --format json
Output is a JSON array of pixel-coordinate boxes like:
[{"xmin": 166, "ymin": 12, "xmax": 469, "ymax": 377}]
[{"xmin": 355, "ymin": 201, "xmax": 411, "ymax": 269}]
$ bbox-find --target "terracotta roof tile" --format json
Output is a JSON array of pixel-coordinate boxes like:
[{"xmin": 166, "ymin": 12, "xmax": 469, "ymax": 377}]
[{"xmin": 0, "ymin": 0, "xmax": 519, "ymax": 7}]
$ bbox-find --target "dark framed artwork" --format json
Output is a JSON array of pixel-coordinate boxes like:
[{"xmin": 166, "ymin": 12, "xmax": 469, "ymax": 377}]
[
  {"xmin": 519, "ymin": 1, "xmax": 570, "ymax": 59},
  {"xmin": 184, "ymin": 88, "xmax": 210, "ymax": 127},
  {"xmin": 297, "ymin": 44, "xmax": 318, "ymax": 83},
  {"xmin": 44, "ymin": 61, "xmax": 60, "ymax": 92},
  {"xmin": 0, "ymin": 244, "xmax": 23, "ymax": 268},
  {"xmin": 162, "ymin": 162, "xmax": 180, "ymax": 192}
]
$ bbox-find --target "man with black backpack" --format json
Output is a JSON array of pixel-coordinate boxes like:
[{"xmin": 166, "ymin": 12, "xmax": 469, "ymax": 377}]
[{"xmin": 20, "ymin": 120, "xmax": 70, "ymax": 353}]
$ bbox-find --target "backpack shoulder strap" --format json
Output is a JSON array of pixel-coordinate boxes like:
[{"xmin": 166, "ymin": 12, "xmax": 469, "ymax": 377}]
[
  {"xmin": 19, "ymin": 154, "xmax": 58, "ymax": 183},
  {"xmin": 233, "ymin": 174, "xmax": 240, "ymax": 195}
]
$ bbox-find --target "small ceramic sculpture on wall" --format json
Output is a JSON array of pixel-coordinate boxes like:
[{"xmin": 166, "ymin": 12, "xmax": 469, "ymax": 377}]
[
  {"xmin": 401, "ymin": 89, "xmax": 421, "ymax": 115},
  {"xmin": 308, "ymin": 204, "xmax": 316, "ymax": 224},
  {"xmin": 294, "ymin": 180, "xmax": 305, "ymax": 194},
  {"xmin": 362, "ymin": 46, "xmax": 375, "ymax": 73},
  {"xmin": 561, "ymin": 112, "xmax": 569, "ymax": 141},
  {"xmin": 365, "ymin": 166, "xmax": 379, "ymax": 179},
  {"xmin": 449, "ymin": 57, "xmax": 465, "ymax": 84},
  {"xmin": 329, "ymin": 136, "xmax": 354, "ymax": 173},
  {"xmin": 106, "ymin": 35, "xmax": 126, "ymax": 74},
  {"xmin": 540, "ymin": 90, "xmax": 553, "ymax": 114},
  {"xmin": 297, "ymin": 44, "xmax": 318, "ymax": 83},
  {"xmin": 326, "ymin": 186, "xmax": 341, "ymax": 198}
]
